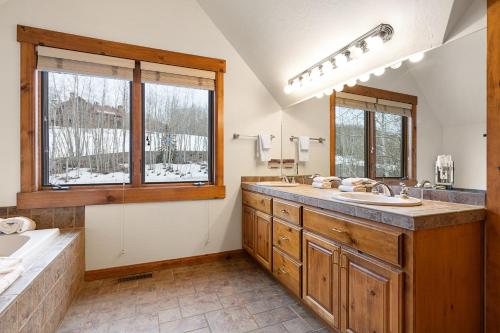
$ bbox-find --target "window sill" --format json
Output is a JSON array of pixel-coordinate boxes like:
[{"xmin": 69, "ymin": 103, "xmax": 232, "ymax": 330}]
[{"xmin": 16, "ymin": 184, "xmax": 226, "ymax": 209}]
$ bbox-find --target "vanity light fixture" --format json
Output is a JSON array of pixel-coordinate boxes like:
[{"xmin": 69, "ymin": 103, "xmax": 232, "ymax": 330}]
[
  {"xmin": 284, "ymin": 23, "xmax": 394, "ymax": 94},
  {"xmin": 409, "ymin": 52, "xmax": 425, "ymax": 63}
]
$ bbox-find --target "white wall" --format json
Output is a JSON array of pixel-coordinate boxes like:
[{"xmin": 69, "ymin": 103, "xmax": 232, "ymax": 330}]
[
  {"xmin": 0, "ymin": 0, "xmax": 282, "ymax": 270},
  {"xmin": 281, "ymin": 98, "xmax": 330, "ymax": 177}
]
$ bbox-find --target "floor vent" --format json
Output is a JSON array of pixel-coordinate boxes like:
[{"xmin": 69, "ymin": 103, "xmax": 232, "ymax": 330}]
[{"xmin": 117, "ymin": 272, "xmax": 153, "ymax": 283}]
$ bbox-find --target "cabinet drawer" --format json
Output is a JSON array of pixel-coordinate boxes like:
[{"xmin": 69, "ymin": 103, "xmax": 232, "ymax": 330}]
[
  {"xmin": 273, "ymin": 248, "xmax": 302, "ymax": 298},
  {"xmin": 273, "ymin": 218, "xmax": 301, "ymax": 261},
  {"xmin": 273, "ymin": 199, "xmax": 301, "ymax": 225},
  {"xmin": 303, "ymin": 208, "xmax": 403, "ymax": 266},
  {"xmin": 242, "ymin": 191, "xmax": 272, "ymax": 214}
]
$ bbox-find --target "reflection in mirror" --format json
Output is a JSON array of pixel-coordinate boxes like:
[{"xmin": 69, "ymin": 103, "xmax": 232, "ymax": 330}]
[{"xmin": 281, "ymin": 29, "xmax": 486, "ymax": 190}]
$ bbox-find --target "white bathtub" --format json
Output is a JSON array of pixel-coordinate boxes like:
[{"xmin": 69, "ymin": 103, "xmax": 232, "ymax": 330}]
[{"xmin": 0, "ymin": 228, "xmax": 60, "ymax": 261}]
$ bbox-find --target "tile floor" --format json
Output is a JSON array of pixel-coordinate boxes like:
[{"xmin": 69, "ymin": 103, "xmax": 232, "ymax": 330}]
[{"xmin": 56, "ymin": 256, "xmax": 333, "ymax": 333}]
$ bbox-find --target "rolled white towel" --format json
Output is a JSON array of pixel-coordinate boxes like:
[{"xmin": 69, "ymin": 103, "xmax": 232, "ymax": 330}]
[
  {"xmin": 0, "ymin": 264, "xmax": 24, "ymax": 294},
  {"xmin": 0, "ymin": 258, "xmax": 22, "ymax": 274},
  {"xmin": 0, "ymin": 217, "xmax": 36, "ymax": 235},
  {"xmin": 341, "ymin": 178, "xmax": 375, "ymax": 186},
  {"xmin": 339, "ymin": 185, "xmax": 367, "ymax": 192},
  {"xmin": 312, "ymin": 181, "xmax": 332, "ymax": 189},
  {"xmin": 313, "ymin": 176, "xmax": 341, "ymax": 183}
]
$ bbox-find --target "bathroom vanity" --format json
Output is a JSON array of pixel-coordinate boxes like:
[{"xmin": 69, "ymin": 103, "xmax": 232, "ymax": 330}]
[{"xmin": 241, "ymin": 181, "xmax": 485, "ymax": 333}]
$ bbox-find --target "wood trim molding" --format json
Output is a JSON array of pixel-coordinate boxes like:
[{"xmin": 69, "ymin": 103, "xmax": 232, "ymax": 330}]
[
  {"xmin": 20, "ymin": 42, "xmax": 36, "ymax": 193},
  {"xmin": 342, "ymin": 85, "xmax": 417, "ymax": 105},
  {"xmin": 84, "ymin": 249, "xmax": 245, "ymax": 281},
  {"xmin": 486, "ymin": 1, "xmax": 500, "ymax": 331},
  {"xmin": 329, "ymin": 93, "xmax": 336, "ymax": 176},
  {"xmin": 16, "ymin": 26, "xmax": 226, "ymax": 208},
  {"xmin": 17, "ymin": 185, "xmax": 225, "ymax": 209},
  {"xmin": 329, "ymin": 84, "xmax": 417, "ymax": 180},
  {"xmin": 17, "ymin": 25, "xmax": 226, "ymax": 73}
]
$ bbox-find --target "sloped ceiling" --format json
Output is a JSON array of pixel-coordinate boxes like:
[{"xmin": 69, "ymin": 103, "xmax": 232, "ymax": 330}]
[{"xmin": 197, "ymin": 0, "xmax": 456, "ymax": 108}]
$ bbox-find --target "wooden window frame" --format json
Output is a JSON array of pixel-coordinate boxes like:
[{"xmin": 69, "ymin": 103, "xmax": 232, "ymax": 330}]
[
  {"xmin": 16, "ymin": 25, "xmax": 226, "ymax": 209},
  {"xmin": 329, "ymin": 85, "xmax": 417, "ymax": 184}
]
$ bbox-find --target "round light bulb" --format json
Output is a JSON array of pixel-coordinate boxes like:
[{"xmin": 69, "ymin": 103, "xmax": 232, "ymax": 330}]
[
  {"xmin": 315, "ymin": 92, "xmax": 324, "ymax": 99},
  {"xmin": 348, "ymin": 46, "xmax": 364, "ymax": 59},
  {"xmin": 365, "ymin": 35, "xmax": 384, "ymax": 51},
  {"xmin": 373, "ymin": 67, "xmax": 386, "ymax": 76},
  {"xmin": 346, "ymin": 78, "xmax": 357, "ymax": 87},
  {"xmin": 284, "ymin": 84, "xmax": 293, "ymax": 94},
  {"xmin": 291, "ymin": 79, "xmax": 300, "ymax": 90},
  {"xmin": 310, "ymin": 67, "xmax": 321, "ymax": 80},
  {"xmin": 334, "ymin": 84, "xmax": 344, "ymax": 92},
  {"xmin": 390, "ymin": 61, "xmax": 402, "ymax": 69},
  {"xmin": 359, "ymin": 73, "xmax": 370, "ymax": 82},
  {"xmin": 301, "ymin": 73, "xmax": 311, "ymax": 87},
  {"xmin": 335, "ymin": 53, "xmax": 348, "ymax": 68},
  {"xmin": 409, "ymin": 52, "xmax": 424, "ymax": 63},
  {"xmin": 324, "ymin": 88, "xmax": 334, "ymax": 96},
  {"xmin": 321, "ymin": 60, "xmax": 333, "ymax": 74}
]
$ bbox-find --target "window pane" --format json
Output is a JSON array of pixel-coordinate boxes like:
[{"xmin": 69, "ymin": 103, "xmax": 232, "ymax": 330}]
[
  {"xmin": 43, "ymin": 72, "xmax": 131, "ymax": 185},
  {"xmin": 375, "ymin": 112, "xmax": 403, "ymax": 177},
  {"xmin": 143, "ymin": 83, "xmax": 210, "ymax": 183},
  {"xmin": 335, "ymin": 107, "xmax": 366, "ymax": 178}
]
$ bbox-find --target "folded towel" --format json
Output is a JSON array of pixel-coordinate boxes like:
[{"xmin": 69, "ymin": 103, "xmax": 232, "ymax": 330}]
[
  {"xmin": 0, "ymin": 264, "xmax": 24, "ymax": 294},
  {"xmin": 313, "ymin": 176, "xmax": 341, "ymax": 183},
  {"xmin": 0, "ymin": 217, "xmax": 36, "ymax": 235},
  {"xmin": 298, "ymin": 136, "xmax": 309, "ymax": 162},
  {"xmin": 312, "ymin": 181, "xmax": 332, "ymax": 189},
  {"xmin": 339, "ymin": 185, "xmax": 367, "ymax": 192},
  {"xmin": 0, "ymin": 258, "xmax": 22, "ymax": 274},
  {"xmin": 257, "ymin": 134, "xmax": 272, "ymax": 162},
  {"xmin": 341, "ymin": 178, "xmax": 375, "ymax": 186}
]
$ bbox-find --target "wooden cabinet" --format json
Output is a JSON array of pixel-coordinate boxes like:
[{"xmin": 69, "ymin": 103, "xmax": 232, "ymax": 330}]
[
  {"xmin": 273, "ymin": 247, "xmax": 302, "ymax": 298},
  {"xmin": 340, "ymin": 249, "xmax": 402, "ymax": 333},
  {"xmin": 254, "ymin": 211, "xmax": 272, "ymax": 270},
  {"xmin": 273, "ymin": 218, "xmax": 301, "ymax": 261},
  {"xmin": 273, "ymin": 199, "xmax": 302, "ymax": 225},
  {"xmin": 242, "ymin": 205, "xmax": 255, "ymax": 255},
  {"xmin": 302, "ymin": 231, "xmax": 341, "ymax": 330}
]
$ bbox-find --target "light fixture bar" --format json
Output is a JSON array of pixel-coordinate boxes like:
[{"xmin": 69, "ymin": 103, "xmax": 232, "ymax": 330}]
[{"xmin": 285, "ymin": 23, "xmax": 394, "ymax": 93}]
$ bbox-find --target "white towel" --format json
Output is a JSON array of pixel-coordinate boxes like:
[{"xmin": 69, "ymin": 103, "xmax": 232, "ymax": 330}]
[
  {"xmin": 313, "ymin": 176, "xmax": 341, "ymax": 183},
  {"xmin": 0, "ymin": 264, "xmax": 24, "ymax": 294},
  {"xmin": 298, "ymin": 136, "xmax": 310, "ymax": 162},
  {"xmin": 312, "ymin": 181, "xmax": 332, "ymax": 189},
  {"xmin": 257, "ymin": 134, "xmax": 272, "ymax": 162},
  {"xmin": 0, "ymin": 258, "xmax": 22, "ymax": 274},
  {"xmin": 0, "ymin": 217, "xmax": 36, "ymax": 235},
  {"xmin": 341, "ymin": 178, "xmax": 375, "ymax": 186},
  {"xmin": 339, "ymin": 185, "xmax": 367, "ymax": 192}
]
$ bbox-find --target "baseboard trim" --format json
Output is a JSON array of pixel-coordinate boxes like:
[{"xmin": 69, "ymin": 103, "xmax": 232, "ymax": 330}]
[{"xmin": 84, "ymin": 249, "xmax": 246, "ymax": 281}]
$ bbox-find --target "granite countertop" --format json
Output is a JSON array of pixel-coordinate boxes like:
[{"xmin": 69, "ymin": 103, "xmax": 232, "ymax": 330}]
[{"xmin": 241, "ymin": 182, "xmax": 486, "ymax": 231}]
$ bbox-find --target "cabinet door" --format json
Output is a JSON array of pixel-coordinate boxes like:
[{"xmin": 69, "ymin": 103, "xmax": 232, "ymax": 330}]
[
  {"xmin": 242, "ymin": 205, "xmax": 255, "ymax": 255},
  {"xmin": 254, "ymin": 211, "xmax": 272, "ymax": 271},
  {"xmin": 302, "ymin": 232, "xmax": 341, "ymax": 329},
  {"xmin": 341, "ymin": 249, "xmax": 402, "ymax": 333}
]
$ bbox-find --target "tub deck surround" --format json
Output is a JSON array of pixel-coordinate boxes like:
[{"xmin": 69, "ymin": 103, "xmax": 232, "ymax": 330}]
[
  {"xmin": 0, "ymin": 230, "xmax": 84, "ymax": 333},
  {"xmin": 241, "ymin": 182, "xmax": 485, "ymax": 230}
]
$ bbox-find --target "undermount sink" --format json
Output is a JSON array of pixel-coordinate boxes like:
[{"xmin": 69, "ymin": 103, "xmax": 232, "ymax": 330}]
[
  {"xmin": 256, "ymin": 181, "xmax": 300, "ymax": 187},
  {"xmin": 333, "ymin": 192, "xmax": 422, "ymax": 207}
]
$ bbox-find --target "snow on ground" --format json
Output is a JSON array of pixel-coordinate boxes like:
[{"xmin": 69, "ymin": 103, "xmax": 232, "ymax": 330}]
[
  {"xmin": 49, "ymin": 163, "xmax": 208, "ymax": 185},
  {"xmin": 49, "ymin": 127, "xmax": 207, "ymax": 159}
]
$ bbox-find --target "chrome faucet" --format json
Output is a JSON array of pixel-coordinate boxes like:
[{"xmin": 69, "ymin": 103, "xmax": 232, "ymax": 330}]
[
  {"xmin": 371, "ymin": 182, "xmax": 395, "ymax": 197},
  {"xmin": 281, "ymin": 176, "xmax": 290, "ymax": 183},
  {"xmin": 415, "ymin": 180, "xmax": 432, "ymax": 188},
  {"xmin": 399, "ymin": 182, "xmax": 409, "ymax": 199}
]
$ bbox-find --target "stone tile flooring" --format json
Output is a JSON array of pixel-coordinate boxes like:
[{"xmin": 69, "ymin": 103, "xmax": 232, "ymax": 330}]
[{"xmin": 56, "ymin": 256, "xmax": 333, "ymax": 333}]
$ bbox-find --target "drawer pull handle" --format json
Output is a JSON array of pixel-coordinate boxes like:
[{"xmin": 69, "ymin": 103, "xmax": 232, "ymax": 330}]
[
  {"xmin": 280, "ymin": 209, "xmax": 289, "ymax": 214},
  {"xmin": 330, "ymin": 227, "xmax": 346, "ymax": 233},
  {"xmin": 278, "ymin": 267, "xmax": 289, "ymax": 275},
  {"xmin": 279, "ymin": 235, "xmax": 289, "ymax": 242}
]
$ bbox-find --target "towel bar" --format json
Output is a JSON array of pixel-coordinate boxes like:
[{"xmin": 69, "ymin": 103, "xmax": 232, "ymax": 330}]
[
  {"xmin": 233, "ymin": 133, "xmax": 276, "ymax": 140},
  {"xmin": 289, "ymin": 136, "xmax": 325, "ymax": 143}
]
